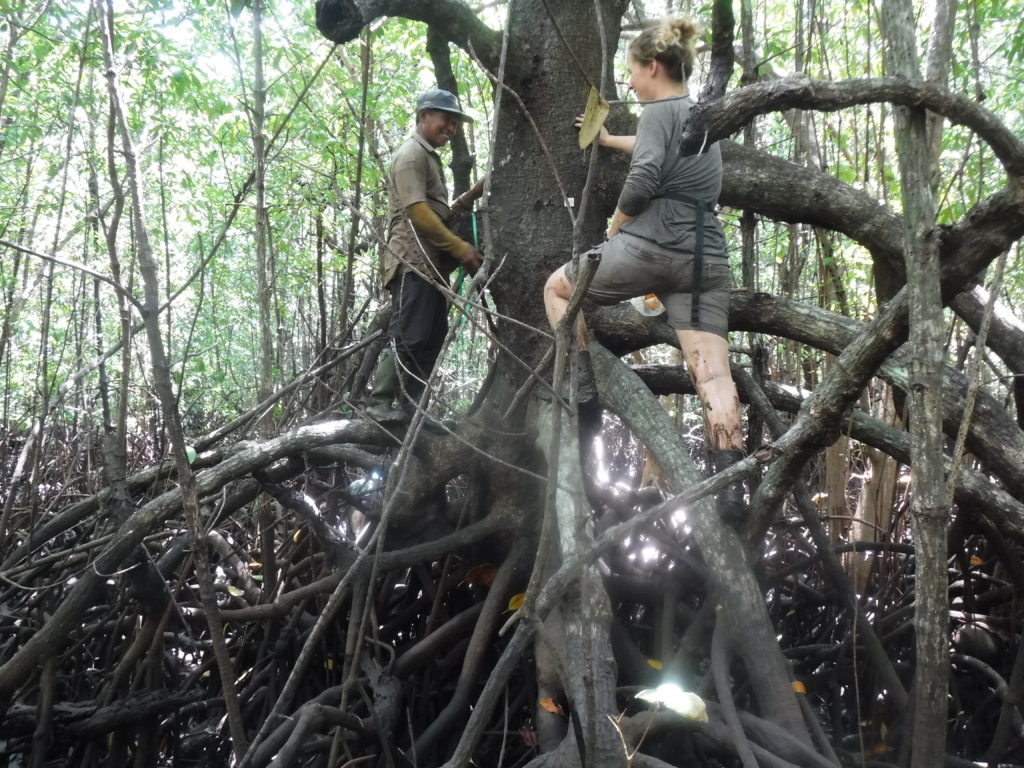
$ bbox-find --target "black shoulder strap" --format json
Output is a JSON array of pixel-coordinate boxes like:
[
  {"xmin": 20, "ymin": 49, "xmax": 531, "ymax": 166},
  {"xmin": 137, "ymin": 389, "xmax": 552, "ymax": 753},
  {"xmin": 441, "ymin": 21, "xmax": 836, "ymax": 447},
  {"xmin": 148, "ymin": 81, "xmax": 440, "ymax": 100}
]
[{"xmin": 652, "ymin": 193, "xmax": 716, "ymax": 325}]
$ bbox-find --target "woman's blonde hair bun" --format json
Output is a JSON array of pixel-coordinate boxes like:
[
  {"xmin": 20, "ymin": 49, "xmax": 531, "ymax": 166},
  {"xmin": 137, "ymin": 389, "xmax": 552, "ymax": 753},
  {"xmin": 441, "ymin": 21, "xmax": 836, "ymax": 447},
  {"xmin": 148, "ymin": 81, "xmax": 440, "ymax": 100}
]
[
  {"xmin": 630, "ymin": 15, "xmax": 703, "ymax": 83},
  {"xmin": 652, "ymin": 17, "xmax": 702, "ymax": 54}
]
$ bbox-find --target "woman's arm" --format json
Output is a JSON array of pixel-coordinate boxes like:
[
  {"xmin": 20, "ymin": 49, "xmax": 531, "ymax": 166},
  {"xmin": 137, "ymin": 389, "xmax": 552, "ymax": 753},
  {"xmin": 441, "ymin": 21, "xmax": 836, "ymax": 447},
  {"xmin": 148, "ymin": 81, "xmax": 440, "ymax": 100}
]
[
  {"xmin": 615, "ymin": 104, "xmax": 670, "ymax": 215},
  {"xmin": 600, "ymin": 131, "xmax": 636, "ymax": 154},
  {"xmin": 575, "ymin": 115, "xmax": 636, "ymax": 154}
]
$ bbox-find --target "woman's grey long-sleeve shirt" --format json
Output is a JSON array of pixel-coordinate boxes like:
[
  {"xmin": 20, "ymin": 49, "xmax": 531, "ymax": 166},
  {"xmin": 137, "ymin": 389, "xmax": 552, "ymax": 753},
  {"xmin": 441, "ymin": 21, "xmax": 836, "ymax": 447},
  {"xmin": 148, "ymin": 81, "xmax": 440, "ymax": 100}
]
[{"xmin": 616, "ymin": 95, "xmax": 727, "ymax": 258}]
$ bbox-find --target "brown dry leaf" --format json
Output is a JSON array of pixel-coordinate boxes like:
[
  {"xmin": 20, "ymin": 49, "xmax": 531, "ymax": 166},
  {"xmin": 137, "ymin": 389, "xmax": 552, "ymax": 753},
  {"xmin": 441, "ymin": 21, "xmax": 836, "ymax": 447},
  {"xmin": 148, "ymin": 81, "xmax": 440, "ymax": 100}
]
[
  {"xmin": 539, "ymin": 697, "xmax": 565, "ymax": 716},
  {"xmin": 578, "ymin": 86, "xmax": 609, "ymax": 149},
  {"xmin": 463, "ymin": 563, "xmax": 498, "ymax": 586},
  {"xmin": 791, "ymin": 680, "xmax": 807, "ymax": 694}
]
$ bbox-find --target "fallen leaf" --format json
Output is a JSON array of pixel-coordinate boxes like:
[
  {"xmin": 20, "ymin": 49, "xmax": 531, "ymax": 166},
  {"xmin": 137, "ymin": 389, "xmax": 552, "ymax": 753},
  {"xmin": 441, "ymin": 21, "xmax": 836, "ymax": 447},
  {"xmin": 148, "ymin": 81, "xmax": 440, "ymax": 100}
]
[
  {"xmin": 646, "ymin": 658, "xmax": 663, "ymax": 670},
  {"xmin": 226, "ymin": 585, "xmax": 244, "ymax": 598},
  {"xmin": 506, "ymin": 593, "xmax": 525, "ymax": 612},
  {"xmin": 539, "ymin": 697, "xmax": 565, "ymax": 715},
  {"xmin": 463, "ymin": 563, "xmax": 498, "ymax": 585}
]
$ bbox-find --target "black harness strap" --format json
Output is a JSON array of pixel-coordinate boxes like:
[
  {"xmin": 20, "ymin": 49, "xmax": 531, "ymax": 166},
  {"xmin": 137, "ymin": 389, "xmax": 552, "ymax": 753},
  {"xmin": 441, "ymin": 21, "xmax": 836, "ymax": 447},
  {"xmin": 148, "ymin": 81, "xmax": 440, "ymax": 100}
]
[{"xmin": 654, "ymin": 191, "xmax": 716, "ymax": 326}]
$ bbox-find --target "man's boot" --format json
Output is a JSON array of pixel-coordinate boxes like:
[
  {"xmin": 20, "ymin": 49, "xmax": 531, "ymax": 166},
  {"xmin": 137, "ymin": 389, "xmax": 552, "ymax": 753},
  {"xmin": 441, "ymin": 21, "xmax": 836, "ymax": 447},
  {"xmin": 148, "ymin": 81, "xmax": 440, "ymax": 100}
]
[
  {"xmin": 710, "ymin": 449, "xmax": 746, "ymax": 524},
  {"xmin": 398, "ymin": 373, "xmax": 425, "ymax": 417},
  {"xmin": 366, "ymin": 349, "xmax": 402, "ymax": 419}
]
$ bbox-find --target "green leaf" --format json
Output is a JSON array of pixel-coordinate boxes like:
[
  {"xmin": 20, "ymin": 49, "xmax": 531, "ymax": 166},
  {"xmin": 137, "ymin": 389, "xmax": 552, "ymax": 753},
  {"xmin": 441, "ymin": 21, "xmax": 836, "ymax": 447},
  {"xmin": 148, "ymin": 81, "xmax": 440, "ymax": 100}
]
[{"xmin": 577, "ymin": 86, "xmax": 609, "ymax": 149}]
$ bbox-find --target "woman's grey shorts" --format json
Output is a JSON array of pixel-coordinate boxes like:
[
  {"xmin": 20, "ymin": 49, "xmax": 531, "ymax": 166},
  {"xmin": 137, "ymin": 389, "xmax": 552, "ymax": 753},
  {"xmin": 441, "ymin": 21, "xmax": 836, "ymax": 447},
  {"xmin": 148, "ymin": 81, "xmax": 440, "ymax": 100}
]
[{"xmin": 563, "ymin": 233, "xmax": 733, "ymax": 338}]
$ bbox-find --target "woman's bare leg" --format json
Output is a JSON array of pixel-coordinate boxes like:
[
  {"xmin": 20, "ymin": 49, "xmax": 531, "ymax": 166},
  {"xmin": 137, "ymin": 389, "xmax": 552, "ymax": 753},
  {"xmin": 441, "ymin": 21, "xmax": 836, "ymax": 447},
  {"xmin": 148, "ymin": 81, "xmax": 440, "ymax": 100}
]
[
  {"xmin": 678, "ymin": 328, "xmax": 745, "ymax": 521},
  {"xmin": 676, "ymin": 329, "xmax": 743, "ymax": 451},
  {"xmin": 544, "ymin": 266, "xmax": 589, "ymax": 348},
  {"xmin": 544, "ymin": 266, "xmax": 597, "ymax": 405}
]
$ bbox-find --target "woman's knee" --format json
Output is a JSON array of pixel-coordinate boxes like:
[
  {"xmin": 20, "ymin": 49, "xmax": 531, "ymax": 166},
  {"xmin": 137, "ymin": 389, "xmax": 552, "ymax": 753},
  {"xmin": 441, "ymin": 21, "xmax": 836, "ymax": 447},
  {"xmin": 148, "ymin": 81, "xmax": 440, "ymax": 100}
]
[{"xmin": 544, "ymin": 267, "xmax": 571, "ymax": 300}]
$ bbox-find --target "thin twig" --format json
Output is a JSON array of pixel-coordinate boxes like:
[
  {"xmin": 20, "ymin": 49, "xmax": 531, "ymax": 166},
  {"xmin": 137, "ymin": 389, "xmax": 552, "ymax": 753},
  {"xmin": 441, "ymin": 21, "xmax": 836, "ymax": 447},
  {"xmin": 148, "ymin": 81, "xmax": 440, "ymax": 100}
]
[{"xmin": 0, "ymin": 238, "xmax": 144, "ymax": 312}]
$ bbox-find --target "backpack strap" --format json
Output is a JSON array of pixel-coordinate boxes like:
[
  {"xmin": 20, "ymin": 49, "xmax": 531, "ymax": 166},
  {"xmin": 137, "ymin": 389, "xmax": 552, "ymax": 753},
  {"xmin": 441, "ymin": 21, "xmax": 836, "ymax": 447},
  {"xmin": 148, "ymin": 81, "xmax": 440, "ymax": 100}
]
[{"xmin": 652, "ymin": 192, "xmax": 716, "ymax": 326}]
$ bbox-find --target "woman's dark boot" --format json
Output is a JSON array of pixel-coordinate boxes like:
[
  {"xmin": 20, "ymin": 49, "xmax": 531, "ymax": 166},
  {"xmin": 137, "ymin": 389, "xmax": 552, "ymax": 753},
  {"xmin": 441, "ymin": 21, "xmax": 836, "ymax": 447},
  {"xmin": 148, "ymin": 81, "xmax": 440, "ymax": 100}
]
[
  {"xmin": 710, "ymin": 449, "xmax": 746, "ymax": 524},
  {"xmin": 576, "ymin": 350, "xmax": 598, "ymax": 410}
]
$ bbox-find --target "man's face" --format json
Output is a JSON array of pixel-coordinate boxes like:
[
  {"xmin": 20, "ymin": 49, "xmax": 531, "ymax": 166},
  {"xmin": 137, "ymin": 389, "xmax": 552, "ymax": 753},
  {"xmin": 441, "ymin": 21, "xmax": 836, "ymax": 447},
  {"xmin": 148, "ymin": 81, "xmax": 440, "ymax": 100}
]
[{"xmin": 417, "ymin": 109, "xmax": 460, "ymax": 148}]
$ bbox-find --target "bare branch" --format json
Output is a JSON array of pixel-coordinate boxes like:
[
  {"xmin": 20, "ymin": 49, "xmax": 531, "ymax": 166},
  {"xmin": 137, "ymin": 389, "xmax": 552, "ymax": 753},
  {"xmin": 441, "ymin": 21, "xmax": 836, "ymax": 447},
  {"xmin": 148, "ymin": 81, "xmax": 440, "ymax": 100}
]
[
  {"xmin": 681, "ymin": 76, "xmax": 1024, "ymax": 177},
  {"xmin": 0, "ymin": 238, "xmax": 144, "ymax": 313},
  {"xmin": 315, "ymin": 0, "xmax": 502, "ymax": 69}
]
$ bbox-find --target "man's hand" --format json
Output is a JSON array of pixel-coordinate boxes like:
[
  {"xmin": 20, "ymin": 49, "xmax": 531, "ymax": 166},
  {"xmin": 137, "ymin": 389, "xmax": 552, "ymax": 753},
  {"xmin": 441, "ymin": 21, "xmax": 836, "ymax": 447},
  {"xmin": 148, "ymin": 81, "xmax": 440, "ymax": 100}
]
[
  {"xmin": 452, "ymin": 178, "xmax": 485, "ymax": 212},
  {"xmin": 460, "ymin": 244, "xmax": 483, "ymax": 275}
]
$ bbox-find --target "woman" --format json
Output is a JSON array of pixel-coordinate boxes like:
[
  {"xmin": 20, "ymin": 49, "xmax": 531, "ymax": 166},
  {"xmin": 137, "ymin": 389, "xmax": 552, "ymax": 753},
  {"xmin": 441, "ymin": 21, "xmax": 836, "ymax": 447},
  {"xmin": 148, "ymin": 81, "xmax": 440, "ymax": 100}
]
[{"xmin": 543, "ymin": 16, "xmax": 746, "ymax": 522}]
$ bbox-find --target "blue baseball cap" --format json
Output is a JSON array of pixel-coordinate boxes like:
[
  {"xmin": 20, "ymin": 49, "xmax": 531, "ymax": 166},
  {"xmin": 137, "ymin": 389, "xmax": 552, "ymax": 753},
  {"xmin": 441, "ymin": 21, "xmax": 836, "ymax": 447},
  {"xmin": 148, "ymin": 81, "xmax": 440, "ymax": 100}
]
[{"xmin": 415, "ymin": 88, "xmax": 474, "ymax": 123}]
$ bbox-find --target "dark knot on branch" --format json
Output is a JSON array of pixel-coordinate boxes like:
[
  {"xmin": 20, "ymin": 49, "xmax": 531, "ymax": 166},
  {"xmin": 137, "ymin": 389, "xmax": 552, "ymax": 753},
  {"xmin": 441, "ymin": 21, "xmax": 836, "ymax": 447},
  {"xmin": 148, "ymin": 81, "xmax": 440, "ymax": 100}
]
[{"xmin": 315, "ymin": 0, "xmax": 365, "ymax": 44}]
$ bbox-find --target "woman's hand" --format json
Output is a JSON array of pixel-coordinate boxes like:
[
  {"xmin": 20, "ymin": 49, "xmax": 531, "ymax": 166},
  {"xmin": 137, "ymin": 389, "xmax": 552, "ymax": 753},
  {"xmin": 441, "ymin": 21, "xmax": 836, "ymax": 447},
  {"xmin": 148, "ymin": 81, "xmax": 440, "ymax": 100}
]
[
  {"xmin": 575, "ymin": 114, "xmax": 636, "ymax": 154},
  {"xmin": 607, "ymin": 208, "xmax": 631, "ymax": 239},
  {"xmin": 574, "ymin": 113, "xmax": 609, "ymax": 146}
]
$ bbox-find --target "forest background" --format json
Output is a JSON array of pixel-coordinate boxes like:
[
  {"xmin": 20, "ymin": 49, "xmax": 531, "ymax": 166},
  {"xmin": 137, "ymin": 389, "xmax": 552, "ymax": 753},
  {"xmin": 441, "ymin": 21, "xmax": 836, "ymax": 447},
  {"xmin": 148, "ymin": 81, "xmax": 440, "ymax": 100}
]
[{"xmin": 1, "ymin": 0, "xmax": 1024, "ymax": 767}]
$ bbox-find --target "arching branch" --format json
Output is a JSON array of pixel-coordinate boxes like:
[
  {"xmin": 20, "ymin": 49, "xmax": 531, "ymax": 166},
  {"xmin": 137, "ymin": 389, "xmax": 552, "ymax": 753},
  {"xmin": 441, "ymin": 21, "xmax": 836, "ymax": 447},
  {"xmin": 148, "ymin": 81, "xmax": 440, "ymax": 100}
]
[
  {"xmin": 314, "ymin": 0, "xmax": 502, "ymax": 70},
  {"xmin": 633, "ymin": 363, "xmax": 1024, "ymax": 540},
  {"xmin": 681, "ymin": 76, "xmax": 1024, "ymax": 177},
  {"xmin": 587, "ymin": 136, "xmax": 1019, "ymax": 304},
  {"xmin": 719, "ymin": 140, "xmax": 904, "ymax": 283},
  {"xmin": 590, "ymin": 292, "xmax": 1024, "ymax": 502}
]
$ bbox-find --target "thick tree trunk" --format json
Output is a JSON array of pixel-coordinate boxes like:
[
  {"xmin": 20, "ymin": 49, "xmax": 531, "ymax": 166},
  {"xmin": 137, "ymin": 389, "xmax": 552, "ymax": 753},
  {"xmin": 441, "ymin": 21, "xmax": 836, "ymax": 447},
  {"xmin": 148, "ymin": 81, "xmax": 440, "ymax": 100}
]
[
  {"xmin": 533, "ymin": 400, "xmax": 625, "ymax": 767},
  {"xmin": 486, "ymin": 0, "xmax": 627, "ymax": 366},
  {"xmin": 880, "ymin": 3, "xmax": 950, "ymax": 765}
]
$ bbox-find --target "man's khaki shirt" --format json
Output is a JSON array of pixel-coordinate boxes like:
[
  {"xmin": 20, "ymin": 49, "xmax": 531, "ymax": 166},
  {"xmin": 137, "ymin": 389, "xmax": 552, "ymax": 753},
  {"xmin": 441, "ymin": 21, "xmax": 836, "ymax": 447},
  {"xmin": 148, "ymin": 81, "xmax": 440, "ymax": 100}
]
[{"xmin": 383, "ymin": 132, "xmax": 457, "ymax": 288}]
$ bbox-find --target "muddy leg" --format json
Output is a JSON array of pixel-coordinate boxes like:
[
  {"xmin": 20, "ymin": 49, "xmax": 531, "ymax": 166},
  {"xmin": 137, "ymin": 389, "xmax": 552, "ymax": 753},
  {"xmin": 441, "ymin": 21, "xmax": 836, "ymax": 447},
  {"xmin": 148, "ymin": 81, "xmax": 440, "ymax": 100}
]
[
  {"xmin": 676, "ymin": 330, "xmax": 743, "ymax": 451},
  {"xmin": 677, "ymin": 329, "xmax": 746, "ymax": 522}
]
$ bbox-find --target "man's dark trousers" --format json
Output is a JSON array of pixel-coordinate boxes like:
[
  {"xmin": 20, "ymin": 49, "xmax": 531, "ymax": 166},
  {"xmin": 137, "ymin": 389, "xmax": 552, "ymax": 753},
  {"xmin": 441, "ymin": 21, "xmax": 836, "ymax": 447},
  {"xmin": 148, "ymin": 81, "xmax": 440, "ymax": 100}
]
[{"xmin": 388, "ymin": 269, "xmax": 448, "ymax": 402}]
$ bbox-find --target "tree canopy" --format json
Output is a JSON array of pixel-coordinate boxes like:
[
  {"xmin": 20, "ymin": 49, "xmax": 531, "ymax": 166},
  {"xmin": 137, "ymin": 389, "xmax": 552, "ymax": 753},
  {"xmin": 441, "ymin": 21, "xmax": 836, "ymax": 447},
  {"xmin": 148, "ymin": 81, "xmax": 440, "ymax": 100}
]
[{"xmin": 1, "ymin": 0, "xmax": 1023, "ymax": 767}]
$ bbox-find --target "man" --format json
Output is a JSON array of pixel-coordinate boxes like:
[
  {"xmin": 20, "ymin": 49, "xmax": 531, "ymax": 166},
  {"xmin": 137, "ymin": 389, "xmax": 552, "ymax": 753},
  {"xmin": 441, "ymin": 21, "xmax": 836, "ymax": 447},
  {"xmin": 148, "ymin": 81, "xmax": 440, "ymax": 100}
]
[{"xmin": 367, "ymin": 88, "xmax": 483, "ymax": 419}]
